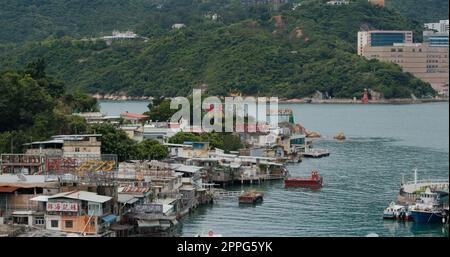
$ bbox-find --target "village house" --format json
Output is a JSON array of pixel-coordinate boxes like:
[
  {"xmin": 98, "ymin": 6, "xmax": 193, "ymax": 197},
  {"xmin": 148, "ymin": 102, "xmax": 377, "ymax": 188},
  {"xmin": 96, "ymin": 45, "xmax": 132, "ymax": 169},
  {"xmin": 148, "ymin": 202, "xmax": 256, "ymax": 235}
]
[
  {"xmin": 119, "ymin": 125, "xmax": 144, "ymax": 141},
  {"xmin": 120, "ymin": 112, "xmax": 149, "ymax": 124},
  {"xmin": 30, "ymin": 191, "xmax": 116, "ymax": 236},
  {"xmin": 24, "ymin": 134, "xmax": 102, "ymax": 157},
  {"xmin": 0, "ymin": 174, "xmax": 59, "ymax": 226}
]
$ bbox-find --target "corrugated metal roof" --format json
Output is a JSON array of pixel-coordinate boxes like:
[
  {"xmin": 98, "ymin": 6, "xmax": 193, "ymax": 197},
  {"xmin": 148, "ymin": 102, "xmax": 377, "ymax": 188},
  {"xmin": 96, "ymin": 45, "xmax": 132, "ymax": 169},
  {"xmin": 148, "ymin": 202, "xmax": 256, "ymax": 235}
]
[
  {"xmin": 0, "ymin": 175, "xmax": 49, "ymax": 183},
  {"xmin": 0, "ymin": 175, "xmax": 59, "ymax": 189},
  {"xmin": 171, "ymin": 164, "xmax": 203, "ymax": 173},
  {"xmin": 121, "ymin": 113, "xmax": 149, "ymax": 119},
  {"xmin": 119, "ymin": 185, "xmax": 150, "ymax": 193},
  {"xmin": 23, "ymin": 139, "xmax": 63, "ymax": 146},
  {"xmin": 48, "ymin": 191, "xmax": 112, "ymax": 203},
  {"xmin": 117, "ymin": 194, "xmax": 139, "ymax": 204},
  {"xmin": 30, "ymin": 195, "xmax": 50, "ymax": 202}
]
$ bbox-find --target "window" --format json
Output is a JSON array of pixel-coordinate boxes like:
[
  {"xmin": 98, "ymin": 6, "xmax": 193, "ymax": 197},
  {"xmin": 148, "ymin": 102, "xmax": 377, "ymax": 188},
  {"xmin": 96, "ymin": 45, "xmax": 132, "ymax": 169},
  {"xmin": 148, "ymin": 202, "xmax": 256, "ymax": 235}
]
[
  {"xmin": 88, "ymin": 202, "xmax": 102, "ymax": 216},
  {"xmin": 51, "ymin": 220, "xmax": 59, "ymax": 228},
  {"xmin": 35, "ymin": 217, "xmax": 45, "ymax": 225},
  {"xmin": 390, "ymin": 48, "xmax": 396, "ymax": 52},
  {"xmin": 65, "ymin": 220, "xmax": 73, "ymax": 228},
  {"xmin": 75, "ymin": 147, "xmax": 80, "ymax": 152}
]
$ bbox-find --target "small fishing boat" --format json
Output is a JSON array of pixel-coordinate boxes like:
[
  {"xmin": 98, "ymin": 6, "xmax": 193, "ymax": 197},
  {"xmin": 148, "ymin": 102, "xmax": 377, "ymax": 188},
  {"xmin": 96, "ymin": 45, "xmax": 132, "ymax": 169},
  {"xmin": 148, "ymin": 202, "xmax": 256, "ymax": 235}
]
[
  {"xmin": 284, "ymin": 170, "xmax": 323, "ymax": 188},
  {"xmin": 383, "ymin": 201, "xmax": 412, "ymax": 221},
  {"xmin": 239, "ymin": 190, "xmax": 264, "ymax": 204},
  {"xmin": 409, "ymin": 188, "xmax": 444, "ymax": 223}
]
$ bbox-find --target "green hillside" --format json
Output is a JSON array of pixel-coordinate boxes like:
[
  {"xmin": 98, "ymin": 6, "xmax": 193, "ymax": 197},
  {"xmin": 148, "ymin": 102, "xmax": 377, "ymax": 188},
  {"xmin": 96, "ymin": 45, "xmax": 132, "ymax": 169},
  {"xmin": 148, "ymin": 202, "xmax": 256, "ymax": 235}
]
[
  {"xmin": 0, "ymin": 0, "xmax": 436, "ymax": 99},
  {"xmin": 386, "ymin": 0, "xmax": 449, "ymax": 23},
  {"xmin": 0, "ymin": 0, "xmax": 264, "ymax": 45}
]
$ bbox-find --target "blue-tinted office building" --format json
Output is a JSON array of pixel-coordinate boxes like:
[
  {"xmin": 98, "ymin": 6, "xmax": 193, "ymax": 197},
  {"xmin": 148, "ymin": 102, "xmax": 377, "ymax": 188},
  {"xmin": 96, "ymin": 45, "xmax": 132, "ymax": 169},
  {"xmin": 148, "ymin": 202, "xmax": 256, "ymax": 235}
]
[
  {"xmin": 423, "ymin": 31, "xmax": 449, "ymax": 47},
  {"xmin": 370, "ymin": 32, "xmax": 407, "ymax": 46},
  {"xmin": 357, "ymin": 30, "xmax": 413, "ymax": 55}
]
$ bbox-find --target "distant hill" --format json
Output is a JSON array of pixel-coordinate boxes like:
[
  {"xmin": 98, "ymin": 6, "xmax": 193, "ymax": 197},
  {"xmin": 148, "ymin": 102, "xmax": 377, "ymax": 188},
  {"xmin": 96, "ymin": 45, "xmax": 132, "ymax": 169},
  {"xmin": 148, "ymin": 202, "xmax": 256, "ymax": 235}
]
[
  {"xmin": 0, "ymin": 0, "xmax": 262, "ymax": 45},
  {"xmin": 0, "ymin": 0, "xmax": 436, "ymax": 99},
  {"xmin": 0, "ymin": 0, "xmax": 447, "ymax": 45},
  {"xmin": 387, "ymin": 0, "xmax": 449, "ymax": 23}
]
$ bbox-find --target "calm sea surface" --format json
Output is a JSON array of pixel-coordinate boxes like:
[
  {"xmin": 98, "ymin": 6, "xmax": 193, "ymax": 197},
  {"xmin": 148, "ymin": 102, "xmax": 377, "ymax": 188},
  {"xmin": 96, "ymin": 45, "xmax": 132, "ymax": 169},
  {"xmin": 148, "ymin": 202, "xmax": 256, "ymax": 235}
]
[{"xmin": 100, "ymin": 101, "xmax": 449, "ymax": 237}]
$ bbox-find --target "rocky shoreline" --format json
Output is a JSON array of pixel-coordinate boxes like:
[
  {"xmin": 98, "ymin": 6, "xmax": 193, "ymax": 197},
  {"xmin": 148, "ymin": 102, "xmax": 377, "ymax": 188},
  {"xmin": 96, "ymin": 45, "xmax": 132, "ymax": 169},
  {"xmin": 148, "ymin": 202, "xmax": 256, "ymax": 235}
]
[
  {"xmin": 92, "ymin": 94, "xmax": 449, "ymax": 104},
  {"xmin": 279, "ymin": 98, "xmax": 449, "ymax": 104},
  {"xmin": 92, "ymin": 93, "xmax": 152, "ymax": 101}
]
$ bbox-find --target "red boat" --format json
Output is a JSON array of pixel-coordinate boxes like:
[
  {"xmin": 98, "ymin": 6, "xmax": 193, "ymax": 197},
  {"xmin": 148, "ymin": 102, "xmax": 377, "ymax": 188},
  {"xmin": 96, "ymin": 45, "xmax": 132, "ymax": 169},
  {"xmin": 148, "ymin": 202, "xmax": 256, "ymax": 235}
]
[{"xmin": 284, "ymin": 170, "xmax": 323, "ymax": 188}]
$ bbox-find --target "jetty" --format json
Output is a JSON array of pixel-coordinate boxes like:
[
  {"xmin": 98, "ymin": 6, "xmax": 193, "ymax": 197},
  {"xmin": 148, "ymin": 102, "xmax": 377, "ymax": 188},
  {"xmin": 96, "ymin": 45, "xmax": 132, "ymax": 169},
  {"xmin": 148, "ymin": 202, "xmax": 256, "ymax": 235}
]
[
  {"xmin": 212, "ymin": 190, "xmax": 243, "ymax": 199},
  {"xmin": 397, "ymin": 169, "xmax": 449, "ymax": 204}
]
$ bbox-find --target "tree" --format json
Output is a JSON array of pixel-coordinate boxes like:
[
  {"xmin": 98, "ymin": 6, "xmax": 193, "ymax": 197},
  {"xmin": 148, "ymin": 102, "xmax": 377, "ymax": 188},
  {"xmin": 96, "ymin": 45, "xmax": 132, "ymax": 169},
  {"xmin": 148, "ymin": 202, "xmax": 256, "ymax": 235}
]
[
  {"xmin": 168, "ymin": 131, "xmax": 243, "ymax": 153},
  {"xmin": 0, "ymin": 0, "xmax": 436, "ymax": 99},
  {"xmin": 136, "ymin": 139, "xmax": 169, "ymax": 160},
  {"xmin": 146, "ymin": 99, "xmax": 178, "ymax": 122},
  {"xmin": 88, "ymin": 124, "xmax": 168, "ymax": 161},
  {"xmin": 87, "ymin": 124, "xmax": 138, "ymax": 162}
]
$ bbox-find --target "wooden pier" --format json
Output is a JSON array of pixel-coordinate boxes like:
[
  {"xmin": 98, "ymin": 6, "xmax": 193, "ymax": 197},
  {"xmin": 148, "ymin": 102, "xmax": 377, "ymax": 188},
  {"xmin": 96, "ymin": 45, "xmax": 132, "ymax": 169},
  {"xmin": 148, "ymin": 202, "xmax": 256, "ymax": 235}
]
[
  {"xmin": 212, "ymin": 190, "xmax": 243, "ymax": 199},
  {"xmin": 398, "ymin": 179, "xmax": 449, "ymax": 204}
]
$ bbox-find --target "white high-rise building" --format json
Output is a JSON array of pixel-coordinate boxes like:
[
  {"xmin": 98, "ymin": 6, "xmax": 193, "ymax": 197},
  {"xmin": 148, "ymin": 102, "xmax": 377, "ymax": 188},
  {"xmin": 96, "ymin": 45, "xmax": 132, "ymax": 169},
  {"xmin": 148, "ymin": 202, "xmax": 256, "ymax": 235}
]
[{"xmin": 424, "ymin": 20, "xmax": 449, "ymax": 34}]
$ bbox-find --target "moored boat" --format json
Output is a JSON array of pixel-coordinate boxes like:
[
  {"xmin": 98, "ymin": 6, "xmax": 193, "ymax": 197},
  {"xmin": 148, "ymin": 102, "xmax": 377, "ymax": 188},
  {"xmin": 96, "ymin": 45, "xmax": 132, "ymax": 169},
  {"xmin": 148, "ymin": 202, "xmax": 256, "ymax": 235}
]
[
  {"xmin": 284, "ymin": 170, "xmax": 323, "ymax": 188},
  {"xmin": 409, "ymin": 188, "xmax": 445, "ymax": 224},
  {"xmin": 383, "ymin": 201, "xmax": 412, "ymax": 221},
  {"xmin": 238, "ymin": 190, "xmax": 264, "ymax": 204}
]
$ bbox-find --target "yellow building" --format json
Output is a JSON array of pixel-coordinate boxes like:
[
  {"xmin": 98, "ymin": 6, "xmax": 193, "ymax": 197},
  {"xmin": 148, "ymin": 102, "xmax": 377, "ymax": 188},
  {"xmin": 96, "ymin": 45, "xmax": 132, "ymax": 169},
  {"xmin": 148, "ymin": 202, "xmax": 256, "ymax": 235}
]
[{"xmin": 361, "ymin": 43, "xmax": 449, "ymax": 96}]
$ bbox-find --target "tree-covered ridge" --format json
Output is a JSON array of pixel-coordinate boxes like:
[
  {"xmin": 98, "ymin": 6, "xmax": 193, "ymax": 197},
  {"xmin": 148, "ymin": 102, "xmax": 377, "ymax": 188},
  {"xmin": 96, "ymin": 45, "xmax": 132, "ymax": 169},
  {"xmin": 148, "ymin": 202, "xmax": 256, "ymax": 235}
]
[
  {"xmin": 0, "ymin": 0, "xmax": 446, "ymax": 45},
  {"xmin": 0, "ymin": 61, "xmax": 99, "ymax": 153},
  {"xmin": 0, "ymin": 0, "xmax": 436, "ymax": 99},
  {"xmin": 386, "ymin": 0, "xmax": 449, "ymax": 24},
  {"xmin": 0, "ymin": 0, "xmax": 272, "ymax": 45},
  {"xmin": 0, "ymin": 63, "xmax": 170, "ymax": 161}
]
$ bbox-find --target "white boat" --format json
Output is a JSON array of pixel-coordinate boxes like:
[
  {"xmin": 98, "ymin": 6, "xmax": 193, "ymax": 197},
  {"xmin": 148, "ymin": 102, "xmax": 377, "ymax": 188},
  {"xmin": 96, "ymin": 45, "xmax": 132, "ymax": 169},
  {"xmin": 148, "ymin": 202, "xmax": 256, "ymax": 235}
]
[{"xmin": 383, "ymin": 201, "xmax": 412, "ymax": 221}]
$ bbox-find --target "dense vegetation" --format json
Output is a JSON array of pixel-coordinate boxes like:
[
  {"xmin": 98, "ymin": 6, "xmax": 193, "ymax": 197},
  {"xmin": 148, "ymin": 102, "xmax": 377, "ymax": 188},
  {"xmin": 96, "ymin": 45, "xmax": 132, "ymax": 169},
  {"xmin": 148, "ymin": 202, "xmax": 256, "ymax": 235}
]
[
  {"xmin": 0, "ymin": 0, "xmax": 439, "ymax": 99},
  {"xmin": 0, "ymin": 62, "xmax": 98, "ymax": 153},
  {"xmin": 87, "ymin": 124, "xmax": 169, "ymax": 162},
  {"xmin": 386, "ymin": 0, "xmax": 449, "ymax": 23},
  {"xmin": 169, "ymin": 132, "xmax": 243, "ymax": 153},
  {"xmin": 0, "ymin": 0, "xmax": 446, "ymax": 45},
  {"xmin": 0, "ymin": 63, "xmax": 169, "ymax": 161}
]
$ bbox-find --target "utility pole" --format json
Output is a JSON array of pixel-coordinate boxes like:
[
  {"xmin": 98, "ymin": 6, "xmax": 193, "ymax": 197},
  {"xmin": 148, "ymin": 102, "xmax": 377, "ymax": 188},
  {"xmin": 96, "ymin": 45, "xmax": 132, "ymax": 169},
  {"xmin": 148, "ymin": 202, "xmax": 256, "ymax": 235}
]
[{"xmin": 10, "ymin": 137, "xmax": 13, "ymax": 154}]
